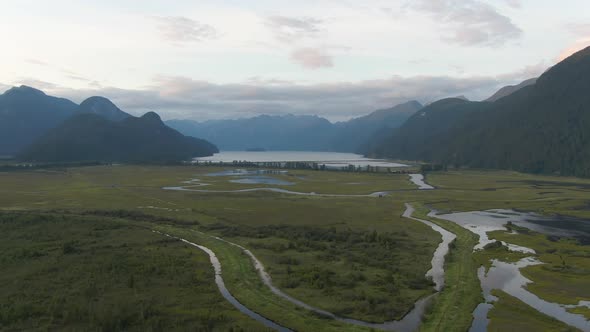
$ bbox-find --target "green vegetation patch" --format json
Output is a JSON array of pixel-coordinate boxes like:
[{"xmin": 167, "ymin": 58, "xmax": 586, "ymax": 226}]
[
  {"xmin": 158, "ymin": 225, "xmax": 372, "ymax": 332},
  {"xmin": 204, "ymin": 223, "xmax": 436, "ymax": 322},
  {"xmin": 488, "ymin": 290, "xmax": 581, "ymax": 332},
  {"xmin": 414, "ymin": 205, "xmax": 482, "ymax": 332},
  {"xmin": 0, "ymin": 212, "xmax": 264, "ymax": 331},
  {"xmin": 489, "ymin": 228, "xmax": 590, "ymax": 305}
]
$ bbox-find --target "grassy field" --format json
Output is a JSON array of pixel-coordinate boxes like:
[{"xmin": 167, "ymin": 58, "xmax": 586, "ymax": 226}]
[
  {"xmin": 179, "ymin": 168, "xmax": 416, "ymax": 194},
  {"xmin": 411, "ymin": 205, "xmax": 482, "ymax": 332},
  {"xmin": 1, "ymin": 165, "xmax": 589, "ymax": 331},
  {"xmin": 204, "ymin": 218, "xmax": 437, "ymax": 322},
  {"xmin": 0, "ymin": 211, "xmax": 265, "ymax": 331},
  {"xmin": 488, "ymin": 226, "xmax": 590, "ymax": 314},
  {"xmin": 488, "ymin": 290, "xmax": 580, "ymax": 332},
  {"xmin": 157, "ymin": 225, "xmax": 373, "ymax": 332}
]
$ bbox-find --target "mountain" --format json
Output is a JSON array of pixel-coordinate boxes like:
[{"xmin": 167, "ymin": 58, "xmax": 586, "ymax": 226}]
[
  {"xmin": 365, "ymin": 98, "xmax": 491, "ymax": 159},
  {"xmin": 19, "ymin": 112, "xmax": 218, "ymax": 163},
  {"xmin": 367, "ymin": 46, "xmax": 590, "ymax": 177},
  {"xmin": 78, "ymin": 96, "xmax": 131, "ymax": 121},
  {"xmin": 485, "ymin": 78, "xmax": 538, "ymax": 102},
  {"xmin": 166, "ymin": 101, "xmax": 422, "ymax": 152},
  {"xmin": 331, "ymin": 101, "xmax": 423, "ymax": 152},
  {"xmin": 0, "ymin": 86, "xmax": 78, "ymax": 155},
  {"xmin": 167, "ymin": 114, "xmax": 335, "ymax": 151}
]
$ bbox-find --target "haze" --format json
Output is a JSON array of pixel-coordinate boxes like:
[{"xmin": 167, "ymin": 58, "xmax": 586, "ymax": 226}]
[{"xmin": 1, "ymin": 0, "xmax": 589, "ymax": 121}]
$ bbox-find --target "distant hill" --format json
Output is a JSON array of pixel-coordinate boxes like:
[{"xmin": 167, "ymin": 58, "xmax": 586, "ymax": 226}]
[
  {"xmin": 166, "ymin": 101, "xmax": 422, "ymax": 152},
  {"xmin": 366, "ymin": 46, "xmax": 590, "ymax": 177},
  {"xmin": 365, "ymin": 98, "xmax": 490, "ymax": 159},
  {"xmin": 168, "ymin": 114, "xmax": 336, "ymax": 151},
  {"xmin": 485, "ymin": 78, "xmax": 537, "ymax": 102},
  {"xmin": 331, "ymin": 101, "xmax": 422, "ymax": 152},
  {"xmin": 19, "ymin": 112, "xmax": 218, "ymax": 163},
  {"xmin": 0, "ymin": 86, "xmax": 78, "ymax": 155},
  {"xmin": 78, "ymin": 96, "xmax": 132, "ymax": 121}
]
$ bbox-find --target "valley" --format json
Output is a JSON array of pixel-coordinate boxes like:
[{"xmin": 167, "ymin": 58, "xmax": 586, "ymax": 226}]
[
  {"xmin": 2, "ymin": 12, "xmax": 590, "ymax": 331},
  {"xmin": 1, "ymin": 164, "xmax": 589, "ymax": 331}
]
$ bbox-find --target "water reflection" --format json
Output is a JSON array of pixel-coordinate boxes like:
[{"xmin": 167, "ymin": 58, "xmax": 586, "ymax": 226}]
[
  {"xmin": 409, "ymin": 174, "xmax": 435, "ymax": 190},
  {"xmin": 433, "ymin": 209, "xmax": 590, "ymax": 331},
  {"xmin": 475, "ymin": 258, "xmax": 590, "ymax": 331},
  {"xmin": 229, "ymin": 176, "xmax": 294, "ymax": 186}
]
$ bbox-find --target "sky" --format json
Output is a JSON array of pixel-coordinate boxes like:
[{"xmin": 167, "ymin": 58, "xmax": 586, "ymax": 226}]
[{"xmin": 0, "ymin": 0, "xmax": 589, "ymax": 121}]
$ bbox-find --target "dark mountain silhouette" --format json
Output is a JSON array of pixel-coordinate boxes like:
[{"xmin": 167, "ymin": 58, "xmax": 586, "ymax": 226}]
[
  {"xmin": 331, "ymin": 101, "xmax": 422, "ymax": 152},
  {"xmin": 0, "ymin": 86, "xmax": 78, "ymax": 155},
  {"xmin": 367, "ymin": 46, "xmax": 590, "ymax": 177},
  {"xmin": 168, "ymin": 114, "xmax": 335, "ymax": 151},
  {"xmin": 166, "ymin": 101, "xmax": 422, "ymax": 152},
  {"xmin": 19, "ymin": 111, "xmax": 218, "ymax": 163},
  {"xmin": 78, "ymin": 96, "xmax": 132, "ymax": 121},
  {"xmin": 485, "ymin": 78, "xmax": 538, "ymax": 102}
]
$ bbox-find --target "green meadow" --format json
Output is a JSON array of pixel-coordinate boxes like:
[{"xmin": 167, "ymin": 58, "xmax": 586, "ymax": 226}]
[{"xmin": 1, "ymin": 165, "xmax": 589, "ymax": 331}]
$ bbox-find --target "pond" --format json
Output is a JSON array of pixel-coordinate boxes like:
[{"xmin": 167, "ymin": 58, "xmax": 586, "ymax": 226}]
[
  {"xmin": 432, "ymin": 209, "xmax": 590, "ymax": 249},
  {"xmin": 229, "ymin": 176, "xmax": 294, "ymax": 186}
]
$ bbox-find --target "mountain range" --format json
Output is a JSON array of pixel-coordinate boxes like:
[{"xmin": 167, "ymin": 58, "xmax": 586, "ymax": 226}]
[
  {"xmin": 166, "ymin": 101, "xmax": 423, "ymax": 153},
  {"xmin": 0, "ymin": 86, "xmax": 218, "ymax": 162},
  {"xmin": 0, "ymin": 86, "xmax": 78, "ymax": 155},
  {"xmin": 3, "ymin": 45, "xmax": 589, "ymax": 175},
  {"xmin": 366, "ymin": 46, "xmax": 590, "ymax": 177},
  {"xmin": 19, "ymin": 112, "xmax": 218, "ymax": 163}
]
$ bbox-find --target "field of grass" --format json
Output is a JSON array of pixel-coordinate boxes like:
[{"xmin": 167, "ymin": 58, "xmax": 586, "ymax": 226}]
[
  {"xmin": 204, "ymin": 220, "xmax": 437, "ymax": 322},
  {"xmin": 179, "ymin": 168, "xmax": 416, "ymax": 194},
  {"xmin": 1, "ymin": 165, "xmax": 589, "ymax": 331},
  {"xmin": 0, "ymin": 211, "xmax": 265, "ymax": 331},
  {"xmin": 157, "ymin": 225, "xmax": 373, "ymax": 332},
  {"xmin": 487, "ymin": 290, "xmax": 580, "ymax": 332},
  {"xmin": 424, "ymin": 170, "xmax": 590, "ymax": 219},
  {"xmin": 411, "ymin": 205, "xmax": 482, "ymax": 332},
  {"xmin": 488, "ymin": 227, "xmax": 590, "ymax": 310}
]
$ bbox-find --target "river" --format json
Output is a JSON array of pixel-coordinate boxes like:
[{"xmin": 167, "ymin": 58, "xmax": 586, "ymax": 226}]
[{"xmin": 153, "ymin": 203, "xmax": 454, "ymax": 331}]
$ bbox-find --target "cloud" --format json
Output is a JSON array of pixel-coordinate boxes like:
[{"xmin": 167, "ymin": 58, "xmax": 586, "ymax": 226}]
[
  {"xmin": 153, "ymin": 16, "xmax": 218, "ymax": 45},
  {"xmin": 290, "ymin": 48, "xmax": 334, "ymax": 69},
  {"xmin": 12, "ymin": 79, "xmax": 60, "ymax": 90},
  {"xmin": 557, "ymin": 39, "xmax": 590, "ymax": 61},
  {"xmin": 3, "ymin": 64, "xmax": 545, "ymax": 122},
  {"xmin": 559, "ymin": 24, "xmax": 590, "ymax": 61},
  {"xmin": 503, "ymin": 0, "xmax": 522, "ymax": 9},
  {"xmin": 25, "ymin": 59, "xmax": 50, "ymax": 66},
  {"xmin": 409, "ymin": 0, "xmax": 522, "ymax": 46},
  {"xmin": 265, "ymin": 15, "xmax": 323, "ymax": 43}
]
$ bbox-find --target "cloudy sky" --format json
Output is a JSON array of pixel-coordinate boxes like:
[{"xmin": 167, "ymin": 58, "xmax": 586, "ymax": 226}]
[{"xmin": 1, "ymin": 0, "xmax": 588, "ymax": 121}]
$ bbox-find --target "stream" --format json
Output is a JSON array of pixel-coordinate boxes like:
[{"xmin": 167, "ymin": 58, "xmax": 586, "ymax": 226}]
[
  {"xmin": 163, "ymin": 173, "xmax": 435, "ymax": 196},
  {"xmin": 151, "ymin": 230, "xmax": 293, "ymax": 332},
  {"xmin": 432, "ymin": 210, "xmax": 590, "ymax": 331},
  {"xmin": 153, "ymin": 203, "xmax": 453, "ymax": 331}
]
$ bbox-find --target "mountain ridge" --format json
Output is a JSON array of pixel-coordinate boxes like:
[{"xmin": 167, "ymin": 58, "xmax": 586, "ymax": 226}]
[
  {"xmin": 19, "ymin": 111, "xmax": 218, "ymax": 163},
  {"xmin": 366, "ymin": 46, "xmax": 590, "ymax": 177},
  {"xmin": 166, "ymin": 100, "xmax": 423, "ymax": 152}
]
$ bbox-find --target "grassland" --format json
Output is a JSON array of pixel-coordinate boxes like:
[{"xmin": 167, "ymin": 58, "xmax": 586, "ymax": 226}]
[
  {"xmin": 157, "ymin": 226, "xmax": 373, "ymax": 332},
  {"xmin": 203, "ymin": 220, "xmax": 437, "ymax": 322},
  {"xmin": 487, "ymin": 290, "xmax": 580, "ymax": 332},
  {"xmin": 0, "ymin": 211, "xmax": 265, "ymax": 331},
  {"xmin": 488, "ymin": 227, "xmax": 590, "ymax": 313},
  {"xmin": 1, "ymin": 165, "xmax": 589, "ymax": 331},
  {"xmin": 411, "ymin": 205, "xmax": 482, "ymax": 332},
  {"xmin": 182, "ymin": 168, "xmax": 416, "ymax": 194}
]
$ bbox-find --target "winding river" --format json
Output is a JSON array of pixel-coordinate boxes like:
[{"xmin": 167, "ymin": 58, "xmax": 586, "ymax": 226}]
[
  {"xmin": 153, "ymin": 203, "xmax": 454, "ymax": 331},
  {"xmin": 163, "ymin": 173, "xmax": 435, "ymax": 196},
  {"xmin": 152, "ymin": 230, "xmax": 293, "ymax": 332},
  {"xmin": 433, "ymin": 210, "xmax": 590, "ymax": 331}
]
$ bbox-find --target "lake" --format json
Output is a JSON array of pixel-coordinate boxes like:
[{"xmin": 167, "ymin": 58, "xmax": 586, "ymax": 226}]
[{"xmin": 194, "ymin": 151, "xmax": 408, "ymax": 168}]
